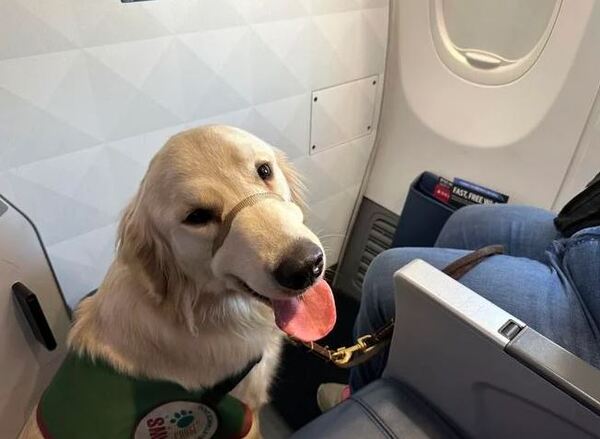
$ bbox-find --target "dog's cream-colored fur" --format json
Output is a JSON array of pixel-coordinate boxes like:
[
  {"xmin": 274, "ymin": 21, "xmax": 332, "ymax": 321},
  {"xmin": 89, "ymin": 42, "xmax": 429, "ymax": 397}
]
[{"xmin": 20, "ymin": 125, "xmax": 325, "ymax": 439}]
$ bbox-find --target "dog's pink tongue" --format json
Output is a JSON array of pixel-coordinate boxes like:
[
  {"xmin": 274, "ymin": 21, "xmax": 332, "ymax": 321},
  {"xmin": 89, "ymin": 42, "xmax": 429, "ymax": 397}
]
[{"xmin": 271, "ymin": 279, "xmax": 336, "ymax": 342}]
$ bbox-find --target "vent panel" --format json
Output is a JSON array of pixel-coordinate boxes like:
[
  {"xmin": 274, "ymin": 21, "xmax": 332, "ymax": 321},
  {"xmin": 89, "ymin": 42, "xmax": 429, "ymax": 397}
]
[
  {"xmin": 352, "ymin": 217, "xmax": 396, "ymax": 290},
  {"xmin": 334, "ymin": 198, "xmax": 399, "ymax": 299}
]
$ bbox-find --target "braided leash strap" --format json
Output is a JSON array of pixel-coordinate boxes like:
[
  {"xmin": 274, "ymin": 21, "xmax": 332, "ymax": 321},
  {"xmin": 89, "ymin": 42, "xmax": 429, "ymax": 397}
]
[{"xmin": 293, "ymin": 244, "xmax": 505, "ymax": 368}]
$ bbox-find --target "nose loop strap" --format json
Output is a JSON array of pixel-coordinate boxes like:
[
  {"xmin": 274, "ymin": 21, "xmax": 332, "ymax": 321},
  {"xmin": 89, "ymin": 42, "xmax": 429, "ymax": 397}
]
[{"xmin": 212, "ymin": 192, "xmax": 284, "ymax": 256}]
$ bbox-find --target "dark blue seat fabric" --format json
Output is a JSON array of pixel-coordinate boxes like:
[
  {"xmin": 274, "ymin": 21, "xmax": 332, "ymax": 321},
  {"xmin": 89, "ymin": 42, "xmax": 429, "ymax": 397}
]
[{"xmin": 290, "ymin": 378, "xmax": 461, "ymax": 439}]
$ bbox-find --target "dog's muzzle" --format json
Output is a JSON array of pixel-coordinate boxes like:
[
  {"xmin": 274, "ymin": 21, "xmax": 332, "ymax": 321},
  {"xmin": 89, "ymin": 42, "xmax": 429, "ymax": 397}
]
[{"xmin": 212, "ymin": 192, "xmax": 284, "ymax": 256}]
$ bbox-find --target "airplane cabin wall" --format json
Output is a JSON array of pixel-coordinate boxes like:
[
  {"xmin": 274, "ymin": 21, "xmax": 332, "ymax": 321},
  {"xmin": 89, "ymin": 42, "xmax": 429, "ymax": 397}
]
[
  {"xmin": 0, "ymin": 0, "xmax": 389, "ymax": 306},
  {"xmin": 366, "ymin": 0, "xmax": 600, "ymax": 215}
]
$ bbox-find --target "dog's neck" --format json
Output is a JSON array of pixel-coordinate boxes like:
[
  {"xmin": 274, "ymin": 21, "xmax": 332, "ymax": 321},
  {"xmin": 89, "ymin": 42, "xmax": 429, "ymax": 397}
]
[{"xmin": 67, "ymin": 258, "xmax": 279, "ymax": 391}]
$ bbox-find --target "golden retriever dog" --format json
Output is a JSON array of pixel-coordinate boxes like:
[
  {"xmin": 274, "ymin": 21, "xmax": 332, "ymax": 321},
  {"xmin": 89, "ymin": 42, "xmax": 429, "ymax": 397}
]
[{"xmin": 20, "ymin": 125, "xmax": 336, "ymax": 439}]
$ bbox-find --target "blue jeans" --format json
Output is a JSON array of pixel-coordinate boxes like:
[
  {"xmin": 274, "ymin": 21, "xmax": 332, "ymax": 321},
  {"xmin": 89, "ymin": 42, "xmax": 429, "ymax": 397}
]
[{"xmin": 350, "ymin": 205, "xmax": 600, "ymax": 391}]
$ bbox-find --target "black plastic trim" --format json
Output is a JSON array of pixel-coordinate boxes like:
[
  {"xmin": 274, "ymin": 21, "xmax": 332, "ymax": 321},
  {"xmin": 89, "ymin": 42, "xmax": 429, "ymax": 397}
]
[{"xmin": 13, "ymin": 282, "xmax": 57, "ymax": 351}]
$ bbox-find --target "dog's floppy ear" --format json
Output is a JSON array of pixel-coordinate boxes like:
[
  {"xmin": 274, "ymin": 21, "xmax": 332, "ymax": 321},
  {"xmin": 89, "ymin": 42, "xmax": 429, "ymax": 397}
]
[
  {"xmin": 275, "ymin": 150, "xmax": 307, "ymax": 211},
  {"xmin": 117, "ymin": 189, "xmax": 182, "ymax": 302}
]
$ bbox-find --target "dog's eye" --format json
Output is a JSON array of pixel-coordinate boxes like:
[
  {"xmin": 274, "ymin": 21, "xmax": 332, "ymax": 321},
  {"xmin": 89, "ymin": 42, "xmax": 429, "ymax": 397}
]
[
  {"xmin": 184, "ymin": 208, "xmax": 214, "ymax": 226},
  {"xmin": 257, "ymin": 163, "xmax": 272, "ymax": 180}
]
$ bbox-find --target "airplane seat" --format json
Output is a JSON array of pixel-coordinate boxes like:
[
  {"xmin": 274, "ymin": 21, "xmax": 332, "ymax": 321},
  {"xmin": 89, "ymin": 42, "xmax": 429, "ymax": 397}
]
[
  {"xmin": 291, "ymin": 377, "xmax": 459, "ymax": 438},
  {"xmin": 292, "ymin": 260, "xmax": 600, "ymax": 438}
]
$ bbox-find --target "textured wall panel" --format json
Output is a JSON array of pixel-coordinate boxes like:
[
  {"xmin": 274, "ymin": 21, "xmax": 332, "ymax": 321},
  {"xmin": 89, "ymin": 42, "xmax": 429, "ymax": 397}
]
[{"xmin": 0, "ymin": 0, "xmax": 389, "ymax": 306}]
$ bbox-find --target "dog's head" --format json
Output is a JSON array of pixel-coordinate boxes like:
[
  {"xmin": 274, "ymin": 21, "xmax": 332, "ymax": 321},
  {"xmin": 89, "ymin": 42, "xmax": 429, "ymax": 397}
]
[{"xmin": 117, "ymin": 125, "xmax": 335, "ymax": 341}]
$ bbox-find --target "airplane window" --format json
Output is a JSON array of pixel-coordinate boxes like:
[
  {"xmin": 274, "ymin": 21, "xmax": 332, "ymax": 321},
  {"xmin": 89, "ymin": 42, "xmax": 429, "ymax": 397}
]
[
  {"xmin": 443, "ymin": 0, "xmax": 559, "ymax": 60},
  {"xmin": 431, "ymin": 0, "xmax": 562, "ymax": 85}
]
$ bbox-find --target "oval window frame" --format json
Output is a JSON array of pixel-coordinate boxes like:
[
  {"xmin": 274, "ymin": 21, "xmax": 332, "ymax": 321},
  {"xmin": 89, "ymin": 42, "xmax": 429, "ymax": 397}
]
[{"xmin": 430, "ymin": 0, "xmax": 563, "ymax": 86}]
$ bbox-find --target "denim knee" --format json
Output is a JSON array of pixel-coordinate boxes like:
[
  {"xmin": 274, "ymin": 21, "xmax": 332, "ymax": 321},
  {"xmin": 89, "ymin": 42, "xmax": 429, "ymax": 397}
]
[
  {"xmin": 436, "ymin": 205, "xmax": 558, "ymax": 262},
  {"xmin": 360, "ymin": 248, "xmax": 464, "ymax": 331},
  {"xmin": 362, "ymin": 248, "xmax": 427, "ymax": 301},
  {"xmin": 359, "ymin": 249, "xmax": 411, "ymax": 330},
  {"xmin": 560, "ymin": 227, "xmax": 600, "ymax": 332}
]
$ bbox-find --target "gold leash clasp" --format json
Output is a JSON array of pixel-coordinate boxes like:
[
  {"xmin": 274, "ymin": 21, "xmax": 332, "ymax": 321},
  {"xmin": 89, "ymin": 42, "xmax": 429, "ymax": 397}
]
[
  {"xmin": 293, "ymin": 320, "xmax": 395, "ymax": 369},
  {"xmin": 329, "ymin": 335, "xmax": 382, "ymax": 368}
]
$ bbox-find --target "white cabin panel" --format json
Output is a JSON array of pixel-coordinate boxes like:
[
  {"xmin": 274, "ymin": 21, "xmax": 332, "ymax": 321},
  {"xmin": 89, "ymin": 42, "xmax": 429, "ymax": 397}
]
[{"xmin": 366, "ymin": 0, "xmax": 600, "ymax": 213}]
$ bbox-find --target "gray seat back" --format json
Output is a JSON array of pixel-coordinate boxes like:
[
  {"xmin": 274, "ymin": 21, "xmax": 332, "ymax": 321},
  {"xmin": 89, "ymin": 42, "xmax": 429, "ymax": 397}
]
[{"xmin": 384, "ymin": 259, "xmax": 600, "ymax": 439}]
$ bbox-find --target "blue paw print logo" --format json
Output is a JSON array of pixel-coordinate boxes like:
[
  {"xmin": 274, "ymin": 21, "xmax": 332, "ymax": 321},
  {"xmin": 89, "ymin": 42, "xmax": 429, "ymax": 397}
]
[{"xmin": 169, "ymin": 410, "xmax": 195, "ymax": 429}]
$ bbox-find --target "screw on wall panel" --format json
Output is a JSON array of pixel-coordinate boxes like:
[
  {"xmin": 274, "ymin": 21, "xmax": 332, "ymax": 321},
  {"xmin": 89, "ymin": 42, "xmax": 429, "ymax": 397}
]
[
  {"xmin": 372, "ymin": 80, "xmax": 377, "ymax": 85},
  {"xmin": 311, "ymin": 145, "xmax": 316, "ymax": 150},
  {"xmin": 313, "ymin": 96, "xmax": 318, "ymax": 102}
]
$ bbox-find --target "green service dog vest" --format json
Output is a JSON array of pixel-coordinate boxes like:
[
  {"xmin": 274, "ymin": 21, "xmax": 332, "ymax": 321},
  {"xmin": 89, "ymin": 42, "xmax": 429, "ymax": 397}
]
[{"xmin": 36, "ymin": 352, "xmax": 260, "ymax": 439}]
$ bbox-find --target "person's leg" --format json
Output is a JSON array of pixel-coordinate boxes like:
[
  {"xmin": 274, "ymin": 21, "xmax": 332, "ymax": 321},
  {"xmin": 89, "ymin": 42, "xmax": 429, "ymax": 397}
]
[
  {"xmin": 435, "ymin": 205, "xmax": 560, "ymax": 263},
  {"xmin": 552, "ymin": 226, "xmax": 600, "ymax": 338},
  {"xmin": 350, "ymin": 247, "xmax": 471, "ymax": 391},
  {"xmin": 350, "ymin": 246, "xmax": 600, "ymax": 392}
]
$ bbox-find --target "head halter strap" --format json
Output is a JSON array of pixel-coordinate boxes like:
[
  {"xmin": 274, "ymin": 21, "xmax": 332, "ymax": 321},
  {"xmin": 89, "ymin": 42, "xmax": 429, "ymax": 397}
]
[{"xmin": 212, "ymin": 192, "xmax": 284, "ymax": 256}]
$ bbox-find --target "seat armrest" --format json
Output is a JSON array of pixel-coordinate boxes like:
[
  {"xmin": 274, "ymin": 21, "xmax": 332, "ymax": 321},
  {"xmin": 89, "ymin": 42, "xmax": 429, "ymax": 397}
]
[{"xmin": 507, "ymin": 327, "xmax": 600, "ymax": 415}]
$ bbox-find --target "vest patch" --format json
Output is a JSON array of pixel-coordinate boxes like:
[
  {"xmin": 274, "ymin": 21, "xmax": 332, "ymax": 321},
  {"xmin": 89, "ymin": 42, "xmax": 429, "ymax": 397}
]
[{"xmin": 134, "ymin": 401, "xmax": 218, "ymax": 439}]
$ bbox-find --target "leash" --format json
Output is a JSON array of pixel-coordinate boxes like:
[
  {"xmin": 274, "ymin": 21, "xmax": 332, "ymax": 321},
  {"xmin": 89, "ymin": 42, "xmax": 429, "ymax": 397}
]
[
  {"xmin": 291, "ymin": 244, "xmax": 505, "ymax": 368},
  {"xmin": 210, "ymin": 192, "xmax": 504, "ymax": 368}
]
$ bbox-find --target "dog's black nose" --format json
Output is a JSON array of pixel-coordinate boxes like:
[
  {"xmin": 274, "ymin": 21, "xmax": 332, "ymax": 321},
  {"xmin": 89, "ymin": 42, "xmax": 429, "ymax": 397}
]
[{"xmin": 274, "ymin": 240, "xmax": 324, "ymax": 291}]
